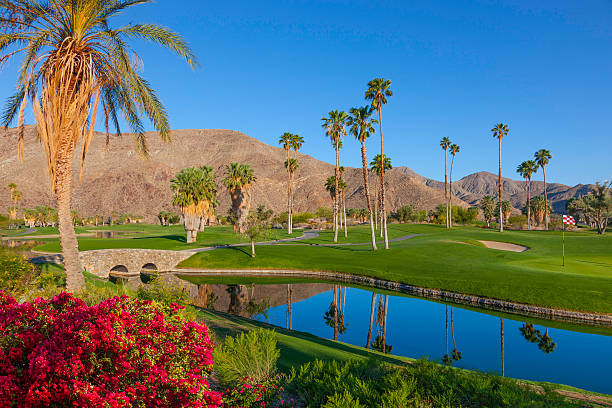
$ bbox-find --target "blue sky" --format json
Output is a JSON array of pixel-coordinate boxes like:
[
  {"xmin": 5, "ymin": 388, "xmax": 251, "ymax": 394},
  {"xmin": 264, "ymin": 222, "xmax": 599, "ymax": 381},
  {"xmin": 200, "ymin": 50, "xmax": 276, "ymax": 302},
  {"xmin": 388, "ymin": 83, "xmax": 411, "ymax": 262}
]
[{"xmin": 2, "ymin": 0, "xmax": 611, "ymax": 185}]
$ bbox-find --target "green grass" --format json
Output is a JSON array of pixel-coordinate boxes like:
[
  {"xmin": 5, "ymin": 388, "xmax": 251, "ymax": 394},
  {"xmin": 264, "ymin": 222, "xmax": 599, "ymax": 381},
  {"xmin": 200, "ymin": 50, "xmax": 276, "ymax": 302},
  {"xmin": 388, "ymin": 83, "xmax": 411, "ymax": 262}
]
[
  {"xmin": 32, "ymin": 225, "xmax": 302, "ymax": 252},
  {"xmin": 179, "ymin": 224, "xmax": 612, "ymax": 314},
  {"xmin": 197, "ymin": 308, "xmax": 411, "ymax": 372}
]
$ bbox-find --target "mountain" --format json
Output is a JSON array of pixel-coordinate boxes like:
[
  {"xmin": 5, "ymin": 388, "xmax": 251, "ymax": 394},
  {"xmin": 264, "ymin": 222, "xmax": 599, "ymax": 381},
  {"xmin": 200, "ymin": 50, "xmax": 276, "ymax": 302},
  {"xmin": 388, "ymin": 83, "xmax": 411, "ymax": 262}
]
[
  {"xmin": 401, "ymin": 169, "xmax": 594, "ymax": 213},
  {"xmin": 0, "ymin": 126, "xmax": 468, "ymax": 222}
]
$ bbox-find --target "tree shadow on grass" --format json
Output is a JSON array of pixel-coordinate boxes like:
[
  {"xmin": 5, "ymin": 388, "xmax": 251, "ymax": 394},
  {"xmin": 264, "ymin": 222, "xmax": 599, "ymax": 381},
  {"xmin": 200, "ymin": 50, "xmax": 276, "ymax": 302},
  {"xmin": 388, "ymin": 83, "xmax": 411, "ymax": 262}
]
[
  {"xmin": 131, "ymin": 234, "xmax": 187, "ymax": 243},
  {"xmin": 196, "ymin": 308, "xmax": 409, "ymax": 372},
  {"xmin": 227, "ymin": 245, "xmax": 251, "ymax": 257}
]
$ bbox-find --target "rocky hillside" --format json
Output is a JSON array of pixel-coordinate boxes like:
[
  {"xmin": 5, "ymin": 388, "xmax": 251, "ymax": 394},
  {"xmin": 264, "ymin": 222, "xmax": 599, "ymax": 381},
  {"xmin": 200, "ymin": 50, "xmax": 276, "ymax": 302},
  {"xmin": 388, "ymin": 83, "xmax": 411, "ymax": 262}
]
[
  {"xmin": 0, "ymin": 126, "xmax": 468, "ymax": 221},
  {"xmin": 405, "ymin": 169, "xmax": 594, "ymax": 213}
]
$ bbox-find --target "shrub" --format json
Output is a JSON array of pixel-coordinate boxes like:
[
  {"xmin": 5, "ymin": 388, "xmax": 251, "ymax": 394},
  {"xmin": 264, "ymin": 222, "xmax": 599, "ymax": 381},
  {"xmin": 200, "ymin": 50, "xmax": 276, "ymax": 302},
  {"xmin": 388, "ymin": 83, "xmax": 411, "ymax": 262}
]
[
  {"xmin": 508, "ymin": 214, "xmax": 527, "ymax": 230},
  {"xmin": 0, "ymin": 292, "xmax": 222, "ymax": 407},
  {"xmin": 286, "ymin": 358, "xmax": 576, "ymax": 408},
  {"xmin": 220, "ymin": 376, "xmax": 280, "ymax": 408},
  {"xmin": 213, "ymin": 328, "xmax": 280, "ymax": 386},
  {"xmin": 0, "ymin": 254, "xmax": 37, "ymax": 298}
]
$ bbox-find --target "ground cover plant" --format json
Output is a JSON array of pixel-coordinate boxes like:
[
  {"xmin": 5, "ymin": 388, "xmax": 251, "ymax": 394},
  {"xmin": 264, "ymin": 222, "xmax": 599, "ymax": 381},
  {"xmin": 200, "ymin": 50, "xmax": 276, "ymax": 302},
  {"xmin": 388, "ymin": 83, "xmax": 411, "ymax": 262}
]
[{"xmin": 179, "ymin": 224, "xmax": 612, "ymax": 314}]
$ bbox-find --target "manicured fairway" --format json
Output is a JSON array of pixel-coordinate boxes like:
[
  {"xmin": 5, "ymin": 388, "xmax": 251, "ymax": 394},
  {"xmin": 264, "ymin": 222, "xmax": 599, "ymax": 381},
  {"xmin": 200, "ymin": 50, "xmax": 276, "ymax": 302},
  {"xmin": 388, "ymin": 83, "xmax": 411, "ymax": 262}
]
[
  {"xmin": 32, "ymin": 225, "xmax": 301, "ymax": 252},
  {"xmin": 179, "ymin": 224, "xmax": 612, "ymax": 314}
]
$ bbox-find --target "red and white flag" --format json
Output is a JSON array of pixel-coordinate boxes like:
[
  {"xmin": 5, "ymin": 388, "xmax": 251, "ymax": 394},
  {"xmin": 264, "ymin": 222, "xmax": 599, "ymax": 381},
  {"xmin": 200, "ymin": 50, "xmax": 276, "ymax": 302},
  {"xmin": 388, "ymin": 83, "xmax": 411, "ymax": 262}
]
[{"xmin": 563, "ymin": 215, "xmax": 575, "ymax": 225}]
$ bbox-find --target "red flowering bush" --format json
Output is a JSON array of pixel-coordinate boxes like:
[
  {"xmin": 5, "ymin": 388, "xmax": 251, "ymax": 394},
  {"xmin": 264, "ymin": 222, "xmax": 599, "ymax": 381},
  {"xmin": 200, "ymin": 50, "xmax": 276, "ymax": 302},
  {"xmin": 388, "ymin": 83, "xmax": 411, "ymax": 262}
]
[
  {"xmin": 221, "ymin": 376, "xmax": 281, "ymax": 408},
  {"xmin": 0, "ymin": 292, "xmax": 222, "ymax": 407}
]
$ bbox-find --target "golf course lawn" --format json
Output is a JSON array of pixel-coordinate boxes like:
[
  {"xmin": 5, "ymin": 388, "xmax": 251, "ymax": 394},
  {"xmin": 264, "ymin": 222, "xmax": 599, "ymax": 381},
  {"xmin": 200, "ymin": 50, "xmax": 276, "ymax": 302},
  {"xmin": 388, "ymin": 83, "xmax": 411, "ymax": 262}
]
[
  {"xmin": 178, "ymin": 224, "xmax": 612, "ymax": 314},
  {"xmin": 31, "ymin": 225, "xmax": 301, "ymax": 252}
]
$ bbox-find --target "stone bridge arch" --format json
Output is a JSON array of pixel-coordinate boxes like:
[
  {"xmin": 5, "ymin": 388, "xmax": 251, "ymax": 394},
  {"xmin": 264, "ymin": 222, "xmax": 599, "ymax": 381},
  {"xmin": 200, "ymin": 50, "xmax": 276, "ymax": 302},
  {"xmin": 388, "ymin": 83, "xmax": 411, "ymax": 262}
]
[{"xmin": 79, "ymin": 249, "xmax": 194, "ymax": 279}]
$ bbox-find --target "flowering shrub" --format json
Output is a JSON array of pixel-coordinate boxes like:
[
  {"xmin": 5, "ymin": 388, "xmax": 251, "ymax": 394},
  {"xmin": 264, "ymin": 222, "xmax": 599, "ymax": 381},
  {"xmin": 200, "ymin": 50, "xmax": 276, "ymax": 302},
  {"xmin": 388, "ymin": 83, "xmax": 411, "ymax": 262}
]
[
  {"xmin": 0, "ymin": 292, "xmax": 222, "ymax": 407},
  {"xmin": 0, "ymin": 253, "xmax": 37, "ymax": 298},
  {"xmin": 221, "ymin": 376, "xmax": 281, "ymax": 408}
]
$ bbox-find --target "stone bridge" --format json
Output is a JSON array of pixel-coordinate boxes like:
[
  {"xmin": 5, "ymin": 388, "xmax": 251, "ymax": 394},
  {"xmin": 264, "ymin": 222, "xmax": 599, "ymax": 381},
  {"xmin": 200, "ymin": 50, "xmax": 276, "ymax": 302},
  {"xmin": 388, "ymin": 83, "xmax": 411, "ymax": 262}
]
[{"xmin": 32, "ymin": 249, "xmax": 195, "ymax": 281}]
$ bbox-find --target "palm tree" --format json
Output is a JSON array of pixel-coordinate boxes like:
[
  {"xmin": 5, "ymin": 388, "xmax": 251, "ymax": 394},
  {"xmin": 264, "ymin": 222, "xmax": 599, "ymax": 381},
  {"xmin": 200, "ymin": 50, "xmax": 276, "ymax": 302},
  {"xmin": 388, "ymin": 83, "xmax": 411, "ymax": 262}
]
[
  {"xmin": 449, "ymin": 144, "xmax": 460, "ymax": 228},
  {"xmin": 279, "ymin": 133, "xmax": 293, "ymax": 234},
  {"xmin": 223, "ymin": 163, "xmax": 256, "ymax": 233},
  {"xmin": 491, "ymin": 123, "xmax": 509, "ymax": 232},
  {"xmin": 285, "ymin": 157, "xmax": 299, "ymax": 232},
  {"xmin": 537, "ymin": 328, "xmax": 557, "ymax": 354},
  {"xmin": 171, "ymin": 166, "xmax": 217, "ymax": 243},
  {"xmin": 516, "ymin": 160, "xmax": 538, "ymax": 230},
  {"xmin": 325, "ymin": 175, "xmax": 347, "ymax": 234},
  {"xmin": 366, "ymin": 292, "xmax": 377, "ymax": 349},
  {"xmin": 439, "ymin": 137, "xmax": 451, "ymax": 228},
  {"xmin": 365, "ymin": 78, "xmax": 393, "ymax": 249},
  {"xmin": 0, "ymin": 1, "xmax": 197, "ymax": 291},
  {"xmin": 289, "ymin": 134, "xmax": 304, "ymax": 231},
  {"xmin": 322, "ymin": 111, "xmax": 348, "ymax": 243},
  {"xmin": 348, "ymin": 106, "xmax": 378, "ymax": 250},
  {"xmin": 534, "ymin": 149, "xmax": 553, "ymax": 230},
  {"xmin": 339, "ymin": 166, "xmax": 348, "ymax": 238},
  {"xmin": 370, "ymin": 154, "xmax": 392, "ymax": 237},
  {"xmin": 480, "ymin": 195, "xmax": 496, "ymax": 227}
]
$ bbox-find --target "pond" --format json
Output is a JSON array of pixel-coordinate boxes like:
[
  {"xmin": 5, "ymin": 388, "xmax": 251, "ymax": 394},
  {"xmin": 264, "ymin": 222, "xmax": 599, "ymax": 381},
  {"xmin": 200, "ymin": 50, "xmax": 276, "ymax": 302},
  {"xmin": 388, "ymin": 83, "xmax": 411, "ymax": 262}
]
[{"xmin": 189, "ymin": 279, "xmax": 612, "ymax": 394}]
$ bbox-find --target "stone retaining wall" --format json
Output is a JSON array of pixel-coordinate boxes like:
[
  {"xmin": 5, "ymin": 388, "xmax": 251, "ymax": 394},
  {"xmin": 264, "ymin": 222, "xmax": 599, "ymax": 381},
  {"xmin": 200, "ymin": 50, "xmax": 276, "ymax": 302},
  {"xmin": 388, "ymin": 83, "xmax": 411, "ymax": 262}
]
[{"xmin": 173, "ymin": 268, "xmax": 612, "ymax": 326}]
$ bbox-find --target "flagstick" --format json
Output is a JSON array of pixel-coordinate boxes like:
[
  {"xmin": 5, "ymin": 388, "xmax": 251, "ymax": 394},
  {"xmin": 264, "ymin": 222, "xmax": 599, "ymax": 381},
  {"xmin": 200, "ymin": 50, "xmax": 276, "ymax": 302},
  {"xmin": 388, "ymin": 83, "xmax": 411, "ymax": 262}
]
[{"xmin": 562, "ymin": 223, "xmax": 565, "ymax": 267}]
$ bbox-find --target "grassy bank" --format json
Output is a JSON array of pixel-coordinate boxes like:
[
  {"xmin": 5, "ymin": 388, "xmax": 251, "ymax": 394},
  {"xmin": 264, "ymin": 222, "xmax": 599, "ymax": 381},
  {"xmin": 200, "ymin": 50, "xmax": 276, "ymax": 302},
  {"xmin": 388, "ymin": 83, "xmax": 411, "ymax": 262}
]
[{"xmin": 179, "ymin": 224, "xmax": 612, "ymax": 314}]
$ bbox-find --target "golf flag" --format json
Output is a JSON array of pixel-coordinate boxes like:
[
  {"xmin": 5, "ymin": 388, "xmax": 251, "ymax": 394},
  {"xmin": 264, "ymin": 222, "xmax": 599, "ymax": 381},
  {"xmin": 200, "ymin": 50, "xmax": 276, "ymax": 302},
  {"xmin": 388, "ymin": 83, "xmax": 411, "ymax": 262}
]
[{"xmin": 563, "ymin": 215, "xmax": 576, "ymax": 225}]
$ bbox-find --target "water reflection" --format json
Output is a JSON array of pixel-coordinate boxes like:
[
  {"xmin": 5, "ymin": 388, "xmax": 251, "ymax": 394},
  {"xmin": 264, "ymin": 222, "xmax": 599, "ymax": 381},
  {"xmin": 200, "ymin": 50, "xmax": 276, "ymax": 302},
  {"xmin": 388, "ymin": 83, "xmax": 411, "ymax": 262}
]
[{"xmin": 187, "ymin": 281, "xmax": 611, "ymax": 394}]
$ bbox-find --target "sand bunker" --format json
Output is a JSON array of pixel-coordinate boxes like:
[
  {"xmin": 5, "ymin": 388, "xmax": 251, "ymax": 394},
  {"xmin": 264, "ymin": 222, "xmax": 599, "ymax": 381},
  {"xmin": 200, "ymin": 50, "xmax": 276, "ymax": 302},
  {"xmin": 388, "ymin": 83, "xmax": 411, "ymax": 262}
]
[{"xmin": 479, "ymin": 240, "xmax": 529, "ymax": 252}]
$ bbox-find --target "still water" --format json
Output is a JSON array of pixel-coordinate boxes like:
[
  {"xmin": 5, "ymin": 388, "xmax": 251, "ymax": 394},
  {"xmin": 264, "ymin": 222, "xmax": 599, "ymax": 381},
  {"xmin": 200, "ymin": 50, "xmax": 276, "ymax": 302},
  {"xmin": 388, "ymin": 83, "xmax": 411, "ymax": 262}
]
[{"xmin": 194, "ymin": 280, "xmax": 611, "ymax": 394}]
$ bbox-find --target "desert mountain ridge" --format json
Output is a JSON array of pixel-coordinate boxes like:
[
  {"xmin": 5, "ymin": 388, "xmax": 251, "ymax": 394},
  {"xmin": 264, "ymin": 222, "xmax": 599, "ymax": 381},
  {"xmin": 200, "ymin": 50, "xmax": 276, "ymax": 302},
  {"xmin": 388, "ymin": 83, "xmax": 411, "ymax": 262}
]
[{"xmin": 0, "ymin": 126, "xmax": 592, "ymax": 221}]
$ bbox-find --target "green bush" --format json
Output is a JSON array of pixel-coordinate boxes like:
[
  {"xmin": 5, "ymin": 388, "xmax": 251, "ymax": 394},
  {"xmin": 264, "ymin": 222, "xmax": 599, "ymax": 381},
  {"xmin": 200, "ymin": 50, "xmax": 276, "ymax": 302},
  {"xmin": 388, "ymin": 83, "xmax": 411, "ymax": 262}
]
[
  {"xmin": 136, "ymin": 274, "xmax": 195, "ymax": 320},
  {"xmin": 286, "ymin": 358, "xmax": 576, "ymax": 408},
  {"xmin": 213, "ymin": 328, "xmax": 280, "ymax": 386},
  {"xmin": 0, "ymin": 254, "xmax": 37, "ymax": 298}
]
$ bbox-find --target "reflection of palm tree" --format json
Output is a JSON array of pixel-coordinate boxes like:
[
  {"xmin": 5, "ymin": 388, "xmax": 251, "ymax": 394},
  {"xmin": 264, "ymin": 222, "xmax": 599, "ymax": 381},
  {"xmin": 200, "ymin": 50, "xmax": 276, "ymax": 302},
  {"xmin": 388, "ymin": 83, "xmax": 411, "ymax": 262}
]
[
  {"xmin": 366, "ymin": 292, "xmax": 376, "ymax": 348},
  {"xmin": 500, "ymin": 318, "xmax": 505, "ymax": 376},
  {"xmin": 442, "ymin": 305, "xmax": 452, "ymax": 365},
  {"xmin": 537, "ymin": 328, "xmax": 557, "ymax": 354},
  {"xmin": 450, "ymin": 307, "xmax": 462, "ymax": 362},
  {"xmin": 519, "ymin": 323, "xmax": 541, "ymax": 343},
  {"xmin": 286, "ymin": 284, "xmax": 293, "ymax": 330},
  {"xmin": 382, "ymin": 294, "xmax": 389, "ymax": 353}
]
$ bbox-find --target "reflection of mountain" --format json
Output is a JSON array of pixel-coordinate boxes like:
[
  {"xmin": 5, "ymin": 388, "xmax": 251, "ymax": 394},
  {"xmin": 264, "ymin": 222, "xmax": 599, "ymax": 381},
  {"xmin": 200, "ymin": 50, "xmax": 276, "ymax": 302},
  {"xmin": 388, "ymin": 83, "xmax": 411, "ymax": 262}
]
[{"xmin": 207, "ymin": 283, "xmax": 332, "ymax": 313}]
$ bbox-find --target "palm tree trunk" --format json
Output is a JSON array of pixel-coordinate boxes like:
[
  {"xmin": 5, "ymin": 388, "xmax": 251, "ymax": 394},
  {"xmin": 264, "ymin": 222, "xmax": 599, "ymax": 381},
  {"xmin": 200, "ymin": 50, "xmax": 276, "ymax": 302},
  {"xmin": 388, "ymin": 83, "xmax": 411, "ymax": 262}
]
[
  {"xmin": 498, "ymin": 138, "xmax": 504, "ymax": 232},
  {"xmin": 366, "ymin": 292, "xmax": 376, "ymax": 348},
  {"xmin": 450, "ymin": 155, "xmax": 455, "ymax": 228},
  {"xmin": 444, "ymin": 148, "xmax": 448, "ymax": 228},
  {"xmin": 378, "ymin": 108, "xmax": 389, "ymax": 249},
  {"xmin": 56, "ymin": 145, "xmax": 85, "ymax": 292},
  {"xmin": 543, "ymin": 166, "xmax": 548, "ymax": 231},
  {"xmin": 382, "ymin": 294, "xmax": 389, "ymax": 353},
  {"xmin": 501, "ymin": 317, "xmax": 505, "ymax": 376},
  {"xmin": 251, "ymin": 238, "xmax": 255, "ymax": 257},
  {"xmin": 374, "ymin": 187, "xmax": 378, "ymax": 230},
  {"xmin": 343, "ymin": 192, "xmax": 348, "ymax": 238},
  {"xmin": 451, "ymin": 307, "xmax": 456, "ymax": 350},
  {"xmin": 527, "ymin": 177, "xmax": 531, "ymax": 230},
  {"xmin": 334, "ymin": 146, "xmax": 339, "ymax": 243},
  {"xmin": 361, "ymin": 143, "xmax": 378, "ymax": 250}
]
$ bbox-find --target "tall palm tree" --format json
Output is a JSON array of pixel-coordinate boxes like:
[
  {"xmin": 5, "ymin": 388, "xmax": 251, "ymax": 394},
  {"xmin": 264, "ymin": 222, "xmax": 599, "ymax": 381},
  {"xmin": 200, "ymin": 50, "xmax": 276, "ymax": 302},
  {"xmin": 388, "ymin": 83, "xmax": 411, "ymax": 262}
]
[
  {"xmin": 534, "ymin": 149, "xmax": 553, "ymax": 230},
  {"xmin": 322, "ymin": 111, "xmax": 348, "ymax": 243},
  {"xmin": 370, "ymin": 154, "xmax": 392, "ymax": 237},
  {"xmin": 516, "ymin": 160, "xmax": 538, "ymax": 230},
  {"xmin": 439, "ymin": 138, "xmax": 451, "ymax": 228},
  {"xmin": 449, "ymin": 144, "xmax": 460, "ymax": 228},
  {"xmin": 339, "ymin": 166, "xmax": 348, "ymax": 238},
  {"xmin": 289, "ymin": 134, "xmax": 304, "ymax": 231},
  {"xmin": 348, "ymin": 106, "xmax": 378, "ymax": 250},
  {"xmin": 491, "ymin": 123, "xmax": 509, "ymax": 232},
  {"xmin": 171, "ymin": 166, "xmax": 217, "ymax": 244},
  {"xmin": 223, "ymin": 163, "xmax": 256, "ymax": 233},
  {"xmin": 285, "ymin": 157, "xmax": 299, "ymax": 232},
  {"xmin": 279, "ymin": 132, "xmax": 293, "ymax": 234},
  {"xmin": 0, "ymin": 0, "xmax": 197, "ymax": 291},
  {"xmin": 365, "ymin": 78, "xmax": 392, "ymax": 249}
]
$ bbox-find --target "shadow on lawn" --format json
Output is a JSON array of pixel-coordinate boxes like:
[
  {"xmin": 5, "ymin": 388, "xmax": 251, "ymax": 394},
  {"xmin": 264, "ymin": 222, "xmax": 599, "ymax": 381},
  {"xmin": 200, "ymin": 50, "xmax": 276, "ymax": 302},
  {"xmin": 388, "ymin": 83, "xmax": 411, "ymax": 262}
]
[{"xmin": 198, "ymin": 308, "xmax": 408, "ymax": 371}]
